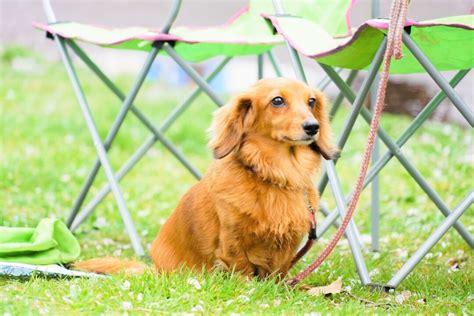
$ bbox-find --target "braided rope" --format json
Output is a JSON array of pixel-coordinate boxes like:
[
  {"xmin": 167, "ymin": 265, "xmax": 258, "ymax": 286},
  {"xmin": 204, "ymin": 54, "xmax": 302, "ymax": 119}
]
[{"xmin": 288, "ymin": 0, "xmax": 410, "ymax": 286}]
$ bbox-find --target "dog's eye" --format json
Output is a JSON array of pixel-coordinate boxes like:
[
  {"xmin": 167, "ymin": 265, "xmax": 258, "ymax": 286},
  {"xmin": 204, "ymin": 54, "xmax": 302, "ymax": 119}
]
[
  {"xmin": 308, "ymin": 98, "xmax": 316, "ymax": 108},
  {"xmin": 271, "ymin": 97, "xmax": 285, "ymax": 107}
]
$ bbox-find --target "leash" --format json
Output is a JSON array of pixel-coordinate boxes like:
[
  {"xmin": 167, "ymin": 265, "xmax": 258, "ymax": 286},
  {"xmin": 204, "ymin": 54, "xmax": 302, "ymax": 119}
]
[
  {"xmin": 288, "ymin": 204, "xmax": 317, "ymax": 270},
  {"xmin": 288, "ymin": 0, "xmax": 410, "ymax": 286}
]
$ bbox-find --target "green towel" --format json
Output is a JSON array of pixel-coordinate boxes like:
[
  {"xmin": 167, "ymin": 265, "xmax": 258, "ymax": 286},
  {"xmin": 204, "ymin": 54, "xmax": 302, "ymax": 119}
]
[{"xmin": 0, "ymin": 218, "xmax": 80, "ymax": 265}]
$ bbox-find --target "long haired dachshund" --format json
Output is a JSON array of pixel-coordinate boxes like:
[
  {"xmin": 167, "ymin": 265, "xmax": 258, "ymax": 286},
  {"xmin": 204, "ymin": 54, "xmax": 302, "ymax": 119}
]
[{"xmin": 74, "ymin": 78, "xmax": 335, "ymax": 278}]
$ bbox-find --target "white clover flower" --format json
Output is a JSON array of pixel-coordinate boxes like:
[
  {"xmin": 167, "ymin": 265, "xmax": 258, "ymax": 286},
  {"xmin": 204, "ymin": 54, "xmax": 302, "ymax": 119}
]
[
  {"xmin": 237, "ymin": 295, "xmax": 250, "ymax": 303},
  {"xmin": 122, "ymin": 301, "xmax": 133, "ymax": 310},
  {"xmin": 187, "ymin": 277, "xmax": 202, "ymax": 290},
  {"xmin": 121, "ymin": 280, "xmax": 131, "ymax": 290}
]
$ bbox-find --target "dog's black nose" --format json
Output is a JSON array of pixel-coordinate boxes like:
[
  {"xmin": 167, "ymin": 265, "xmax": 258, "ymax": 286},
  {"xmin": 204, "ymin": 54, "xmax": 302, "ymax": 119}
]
[{"xmin": 302, "ymin": 120, "xmax": 320, "ymax": 136}]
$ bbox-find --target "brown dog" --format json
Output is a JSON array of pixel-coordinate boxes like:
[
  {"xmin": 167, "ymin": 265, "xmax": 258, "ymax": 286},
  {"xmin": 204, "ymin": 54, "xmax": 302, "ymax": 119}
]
[{"xmin": 74, "ymin": 78, "xmax": 335, "ymax": 278}]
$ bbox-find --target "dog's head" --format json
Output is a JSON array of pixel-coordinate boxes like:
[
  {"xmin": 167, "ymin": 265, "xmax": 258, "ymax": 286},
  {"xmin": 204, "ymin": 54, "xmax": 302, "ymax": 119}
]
[{"xmin": 209, "ymin": 78, "xmax": 336, "ymax": 160}]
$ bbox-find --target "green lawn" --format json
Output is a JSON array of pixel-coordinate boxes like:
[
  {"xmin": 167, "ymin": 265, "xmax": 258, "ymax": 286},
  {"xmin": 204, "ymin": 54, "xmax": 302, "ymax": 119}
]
[{"xmin": 1, "ymin": 46, "xmax": 473, "ymax": 315}]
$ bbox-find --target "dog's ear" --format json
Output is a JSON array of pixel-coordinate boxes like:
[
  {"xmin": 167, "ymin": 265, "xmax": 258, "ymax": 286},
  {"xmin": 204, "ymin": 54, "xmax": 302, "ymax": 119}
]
[
  {"xmin": 208, "ymin": 93, "xmax": 252, "ymax": 159},
  {"xmin": 309, "ymin": 89, "xmax": 338, "ymax": 160}
]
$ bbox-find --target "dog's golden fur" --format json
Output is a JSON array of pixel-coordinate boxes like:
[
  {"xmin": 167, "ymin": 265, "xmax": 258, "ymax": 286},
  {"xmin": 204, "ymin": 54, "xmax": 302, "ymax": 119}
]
[{"xmin": 74, "ymin": 78, "xmax": 335, "ymax": 278}]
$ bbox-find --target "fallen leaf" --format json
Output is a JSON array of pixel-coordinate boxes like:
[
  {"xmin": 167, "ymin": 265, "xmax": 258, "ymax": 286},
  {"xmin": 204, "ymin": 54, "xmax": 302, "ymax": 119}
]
[
  {"xmin": 449, "ymin": 263, "xmax": 460, "ymax": 272},
  {"xmin": 446, "ymin": 256, "xmax": 468, "ymax": 266},
  {"xmin": 306, "ymin": 278, "xmax": 342, "ymax": 296}
]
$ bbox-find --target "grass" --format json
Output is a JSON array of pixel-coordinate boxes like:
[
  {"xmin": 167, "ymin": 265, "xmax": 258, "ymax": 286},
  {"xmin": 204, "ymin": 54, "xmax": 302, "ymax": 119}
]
[{"xmin": 1, "ymin": 46, "xmax": 473, "ymax": 315}]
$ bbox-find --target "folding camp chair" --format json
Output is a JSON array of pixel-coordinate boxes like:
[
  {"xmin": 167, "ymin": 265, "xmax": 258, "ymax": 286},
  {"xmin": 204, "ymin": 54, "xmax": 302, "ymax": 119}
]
[
  {"xmin": 268, "ymin": 0, "xmax": 473, "ymax": 288},
  {"xmin": 35, "ymin": 0, "xmax": 363, "ymax": 259}
]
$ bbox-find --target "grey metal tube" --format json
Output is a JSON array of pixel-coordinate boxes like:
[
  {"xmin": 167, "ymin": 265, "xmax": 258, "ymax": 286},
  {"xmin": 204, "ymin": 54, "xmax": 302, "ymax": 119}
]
[
  {"xmin": 318, "ymin": 68, "xmax": 344, "ymax": 92},
  {"xmin": 67, "ymin": 44, "xmax": 160, "ymax": 227},
  {"xmin": 387, "ymin": 191, "xmax": 474, "ymax": 288},
  {"xmin": 71, "ymin": 132, "xmax": 196, "ymax": 231},
  {"xmin": 370, "ymin": 0, "xmax": 381, "ymax": 252},
  {"xmin": 70, "ymin": 58, "xmax": 231, "ymax": 230},
  {"xmin": 326, "ymin": 160, "xmax": 371, "ymax": 285},
  {"xmin": 160, "ymin": 0, "xmax": 182, "ymax": 34},
  {"xmin": 272, "ymin": 0, "xmax": 371, "ymax": 283},
  {"xmin": 164, "ymin": 44, "xmax": 225, "ymax": 107},
  {"xmin": 266, "ymin": 51, "xmax": 283, "ymax": 77},
  {"xmin": 271, "ymin": 0, "xmax": 307, "ymax": 82},
  {"xmin": 322, "ymin": 62, "xmax": 473, "ymax": 246},
  {"xmin": 362, "ymin": 70, "xmax": 469, "ymax": 193},
  {"xmin": 160, "ymin": 58, "xmax": 231, "ymax": 131},
  {"xmin": 41, "ymin": 0, "xmax": 144, "ymax": 255},
  {"xmin": 319, "ymin": 68, "xmax": 473, "ymax": 247},
  {"xmin": 42, "ymin": 0, "xmax": 56, "ymax": 22},
  {"xmin": 318, "ymin": 70, "xmax": 470, "ymax": 247},
  {"xmin": 70, "ymin": 138, "xmax": 155, "ymax": 231},
  {"xmin": 370, "ymin": 73, "xmax": 380, "ymax": 252},
  {"xmin": 402, "ymin": 32, "xmax": 473, "ymax": 126},
  {"xmin": 319, "ymin": 203, "xmax": 363, "ymax": 245},
  {"xmin": 329, "ymin": 70, "xmax": 358, "ymax": 119},
  {"xmin": 358, "ymin": 105, "xmax": 473, "ymax": 247},
  {"xmin": 257, "ymin": 54, "xmax": 264, "ymax": 79},
  {"xmin": 66, "ymin": 41, "xmax": 213, "ymax": 179},
  {"xmin": 317, "ymin": 39, "xmax": 387, "ymax": 194},
  {"xmin": 53, "ymin": 36, "xmax": 144, "ymax": 256},
  {"xmin": 43, "ymin": 0, "xmax": 182, "ymax": 35},
  {"xmin": 322, "ymin": 39, "xmax": 387, "ymax": 152},
  {"xmin": 317, "ymin": 208, "xmax": 339, "ymax": 237}
]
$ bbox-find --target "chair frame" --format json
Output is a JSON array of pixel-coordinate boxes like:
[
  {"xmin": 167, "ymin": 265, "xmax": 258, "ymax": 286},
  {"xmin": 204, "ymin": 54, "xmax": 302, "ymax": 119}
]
[
  {"xmin": 272, "ymin": 0, "xmax": 473, "ymax": 289},
  {"xmin": 41, "ymin": 0, "xmax": 300, "ymax": 255},
  {"xmin": 41, "ymin": 0, "xmax": 472, "ymax": 288}
]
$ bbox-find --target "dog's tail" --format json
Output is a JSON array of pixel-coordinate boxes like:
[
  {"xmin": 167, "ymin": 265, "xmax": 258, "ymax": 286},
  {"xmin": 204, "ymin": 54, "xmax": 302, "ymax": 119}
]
[{"xmin": 72, "ymin": 257, "xmax": 148, "ymax": 275}]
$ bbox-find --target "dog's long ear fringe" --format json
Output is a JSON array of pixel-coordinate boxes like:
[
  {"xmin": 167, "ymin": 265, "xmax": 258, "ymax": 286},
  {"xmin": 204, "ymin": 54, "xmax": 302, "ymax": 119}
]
[
  {"xmin": 309, "ymin": 142, "xmax": 339, "ymax": 160},
  {"xmin": 208, "ymin": 94, "xmax": 252, "ymax": 159},
  {"xmin": 310, "ymin": 89, "xmax": 337, "ymax": 160}
]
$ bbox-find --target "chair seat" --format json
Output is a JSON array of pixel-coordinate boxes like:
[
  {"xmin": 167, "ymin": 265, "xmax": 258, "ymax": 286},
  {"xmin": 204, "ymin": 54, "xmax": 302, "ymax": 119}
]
[
  {"xmin": 33, "ymin": 6, "xmax": 282, "ymax": 62},
  {"xmin": 263, "ymin": 14, "xmax": 474, "ymax": 74},
  {"xmin": 33, "ymin": 0, "xmax": 358, "ymax": 63}
]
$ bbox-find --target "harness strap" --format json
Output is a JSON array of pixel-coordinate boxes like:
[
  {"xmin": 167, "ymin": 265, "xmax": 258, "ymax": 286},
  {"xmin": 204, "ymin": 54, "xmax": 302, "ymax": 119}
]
[{"xmin": 288, "ymin": 203, "xmax": 317, "ymax": 270}]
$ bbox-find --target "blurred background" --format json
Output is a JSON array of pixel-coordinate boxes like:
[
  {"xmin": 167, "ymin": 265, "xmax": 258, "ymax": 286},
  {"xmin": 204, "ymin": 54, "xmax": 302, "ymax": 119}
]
[{"xmin": 1, "ymin": 0, "xmax": 473, "ymax": 126}]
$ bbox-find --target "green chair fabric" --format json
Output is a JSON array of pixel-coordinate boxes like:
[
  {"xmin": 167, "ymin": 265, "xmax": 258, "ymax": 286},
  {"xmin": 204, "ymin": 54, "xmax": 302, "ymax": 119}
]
[
  {"xmin": 263, "ymin": 14, "xmax": 474, "ymax": 74},
  {"xmin": 33, "ymin": 2, "xmax": 473, "ymax": 72},
  {"xmin": 0, "ymin": 218, "xmax": 80, "ymax": 265},
  {"xmin": 33, "ymin": 0, "xmax": 355, "ymax": 62}
]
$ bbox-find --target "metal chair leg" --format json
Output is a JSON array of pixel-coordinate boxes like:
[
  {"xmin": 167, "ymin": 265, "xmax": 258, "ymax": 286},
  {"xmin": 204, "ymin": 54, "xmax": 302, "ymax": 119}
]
[
  {"xmin": 272, "ymin": 0, "xmax": 373, "ymax": 282},
  {"xmin": 68, "ymin": 57, "xmax": 231, "ymax": 231},
  {"xmin": 52, "ymin": 35, "xmax": 145, "ymax": 256},
  {"xmin": 387, "ymin": 191, "xmax": 473, "ymax": 288},
  {"xmin": 316, "ymin": 70, "xmax": 469, "ymax": 241},
  {"xmin": 316, "ymin": 40, "xmax": 387, "ymax": 195},
  {"xmin": 329, "ymin": 70, "xmax": 358, "ymax": 120},
  {"xmin": 370, "ymin": 73, "xmax": 381, "ymax": 252},
  {"xmin": 163, "ymin": 44, "xmax": 225, "ymax": 107},
  {"xmin": 257, "ymin": 54, "xmax": 264, "ymax": 79},
  {"xmin": 266, "ymin": 51, "xmax": 283, "ymax": 77},
  {"xmin": 325, "ymin": 160, "xmax": 372, "ymax": 285},
  {"xmin": 325, "ymin": 66, "xmax": 474, "ymax": 247},
  {"xmin": 66, "ymin": 42, "xmax": 162, "ymax": 228},
  {"xmin": 402, "ymin": 32, "xmax": 474, "ymax": 127}
]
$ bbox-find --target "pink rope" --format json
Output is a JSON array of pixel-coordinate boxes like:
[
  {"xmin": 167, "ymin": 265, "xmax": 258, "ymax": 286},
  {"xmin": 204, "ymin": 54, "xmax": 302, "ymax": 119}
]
[{"xmin": 288, "ymin": 0, "xmax": 410, "ymax": 286}]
